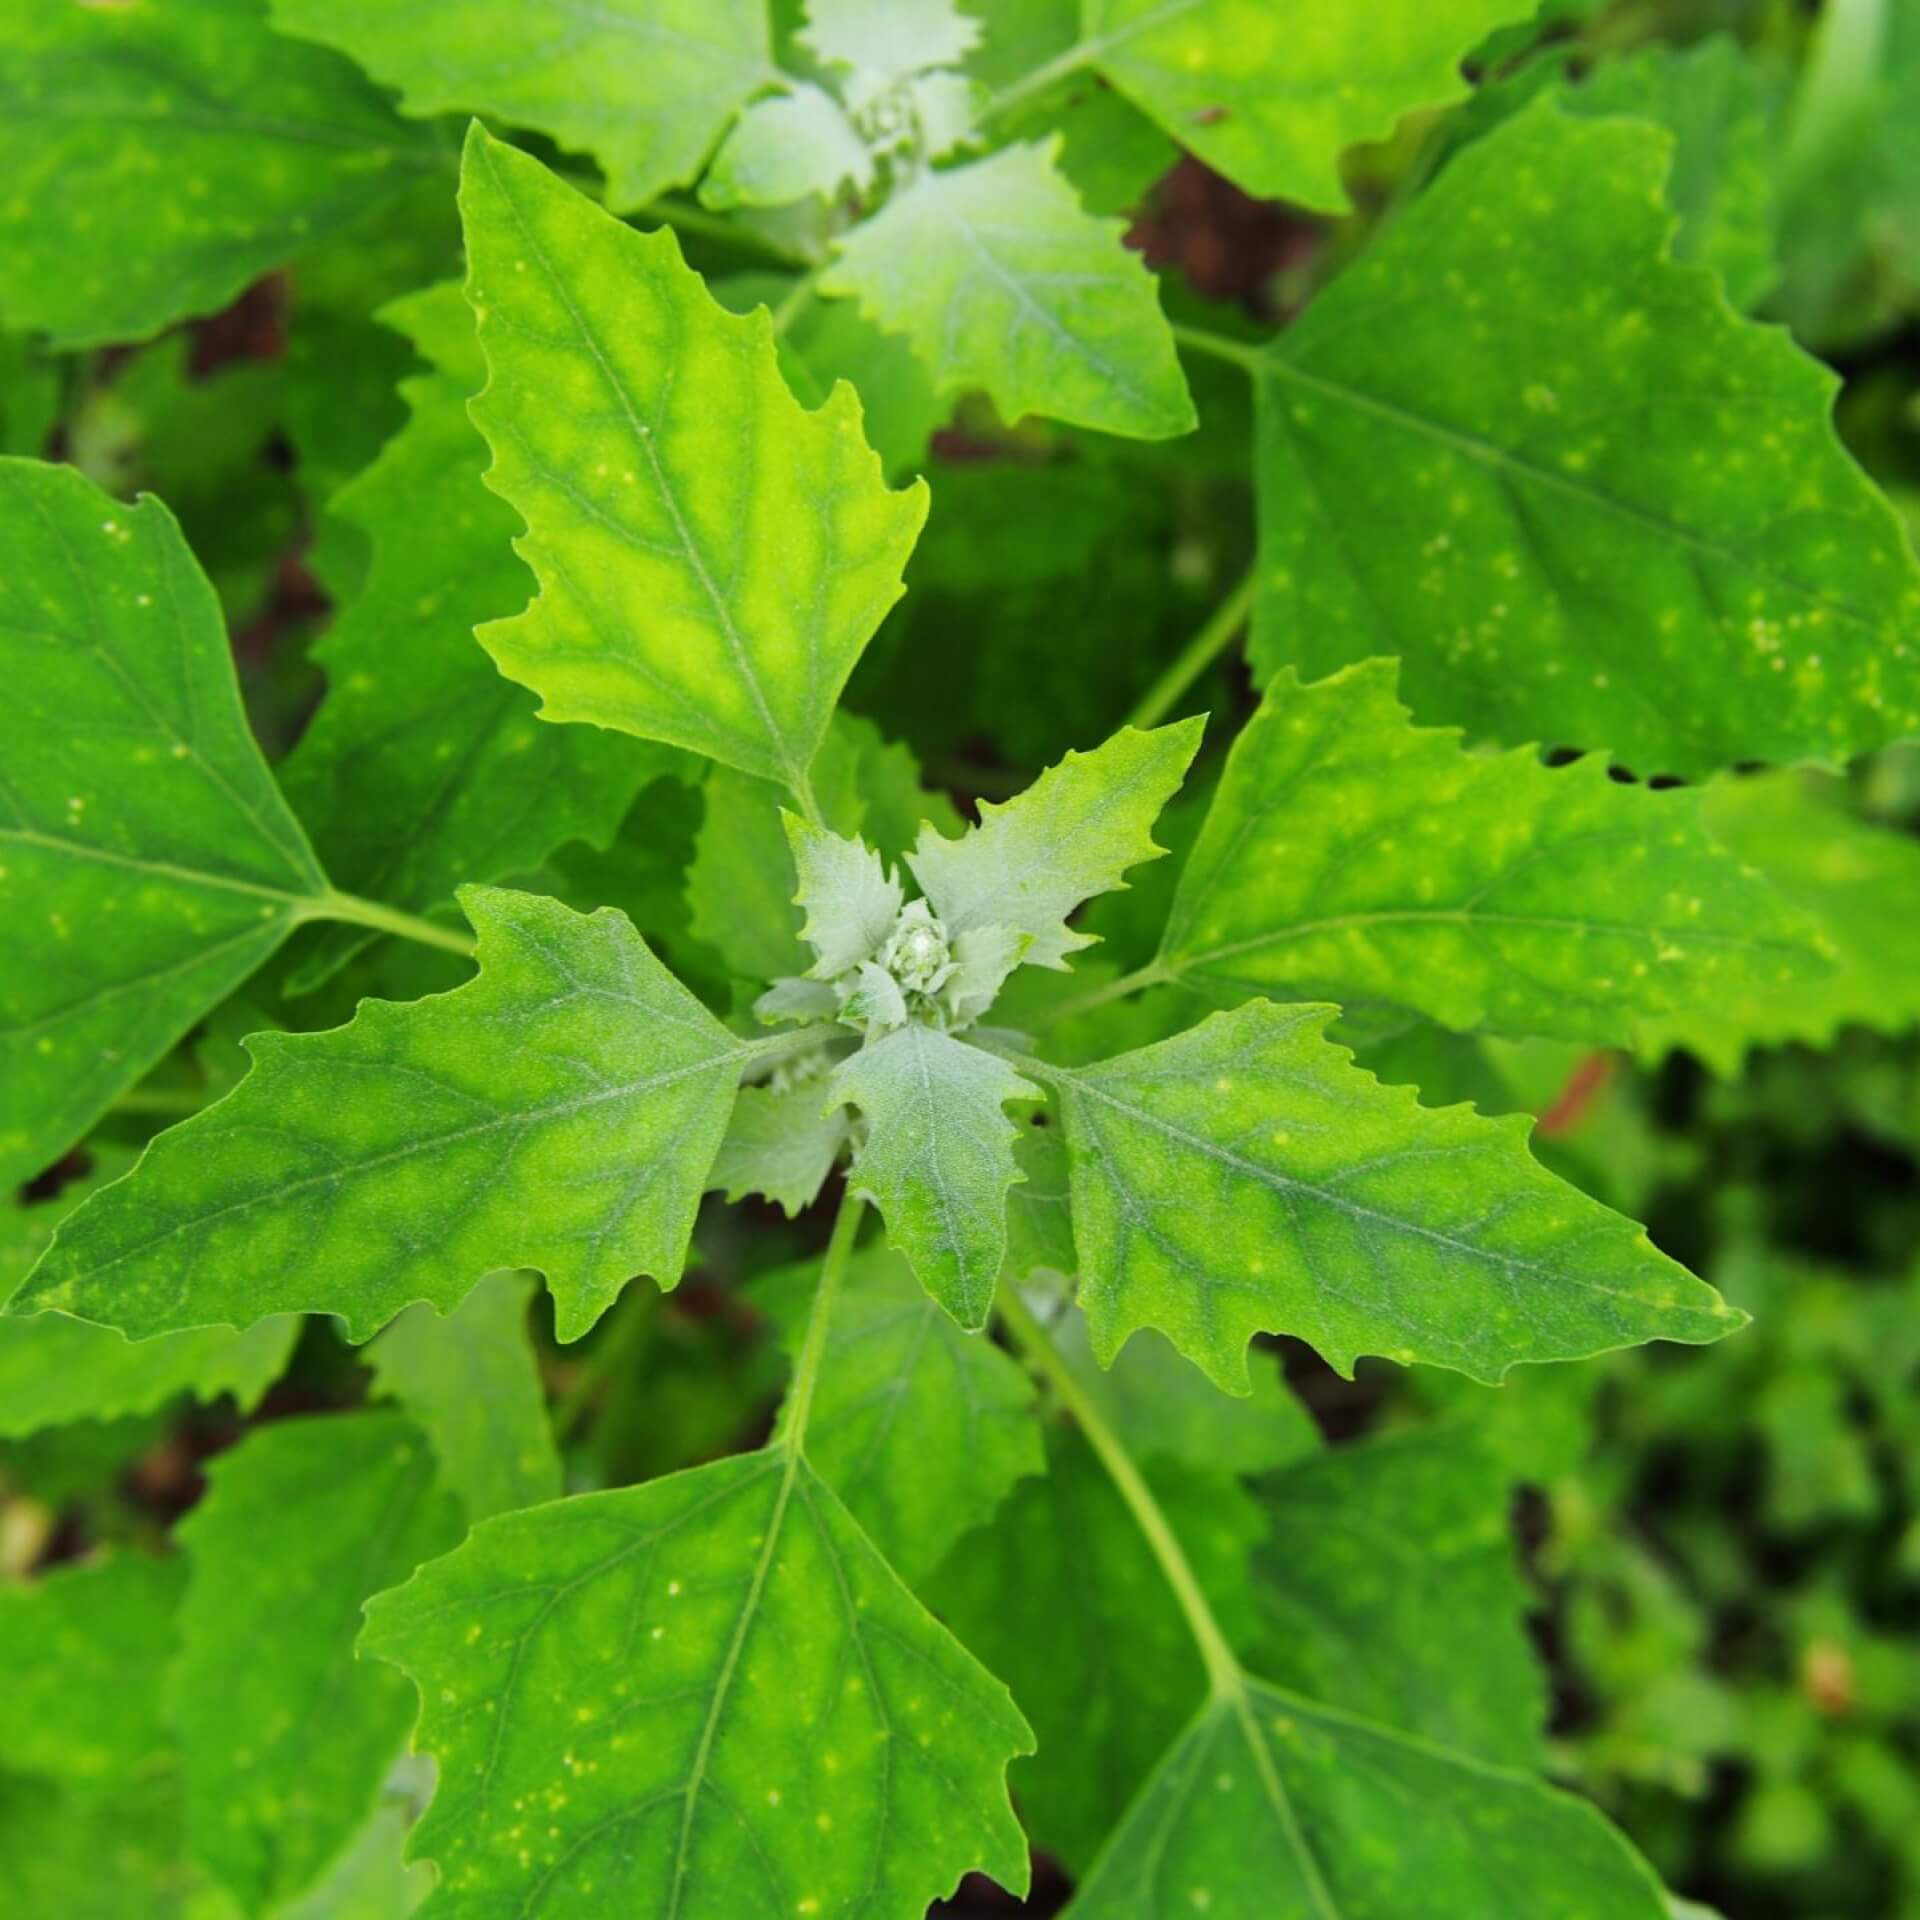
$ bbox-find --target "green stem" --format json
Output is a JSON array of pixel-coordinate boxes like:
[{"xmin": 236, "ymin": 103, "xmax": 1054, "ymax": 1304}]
[
  {"xmin": 1035, "ymin": 959, "xmax": 1171, "ymax": 1028},
  {"xmin": 977, "ymin": 42, "xmax": 1100, "ymax": 125},
  {"xmin": 995, "ymin": 1279, "xmax": 1243, "ymax": 1698},
  {"xmin": 1169, "ymin": 322, "xmax": 1267, "ymax": 375},
  {"xmin": 781, "ymin": 1188, "xmax": 868, "ymax": 1455},
  {"xmin": 1129, "ymin": 565, "xmax": 1258, "ymax": 729},
  {"xmin": 111, "ymin": 1087, "xmax": 209, "ymax": 1119},
  {"xmin": 770, "ymin": 265, "xmax": 822, "ymax": 338},
  {"xmin": 308, "ymin": 889, "xmax": 478, "ymax": 960}
]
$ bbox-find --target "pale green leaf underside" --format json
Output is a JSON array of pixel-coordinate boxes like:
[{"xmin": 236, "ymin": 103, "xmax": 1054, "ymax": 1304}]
[
  {"xmin": 361, "ymin": 1448, "xmax": 1033, "ymax": 1918},
  {"xmin": 171, "ymin": 1411, "xmax": 461, "ymax": 1915},
  {"xmin": 0, "ymin": 459, "xmax": 325, "ymax": 1188},
  {"xmin": 1076, "ymin": 0, "xmax": 1526, "ymax": 210},
  {"xmin": 1064, "ymin": 1680, "xmax": 1667, "ymax": 1918},
  {"xmin": 929, "ymin": 1428, "xmax": 1264, "ymax": 1876},
  {"xmin": 370, "ymin": 1271, "xmax": 563, "ymax": 1525},
  {"xmin": 0, "ymin": 0, "xmax": 441, "ymax": 347},
  {"xmin": 786, "ymin": 813, "xmax": 904, "ymax": 978},
  {"xmin": 909, "ymin": 717, "xmax": 1203, "ymax": 970},
  {"xmin": 831, "ymin": 1025, "xmax": 1040, "ymax": 1329},
  {"xmin": 1042, "ymin": 1001, "xmax": 1739, "ymax": 1391},
  {"xmin": 15, "ymin": 887, "xmax": 758, "ymax": 1345},
  {"xmin": 1160, "ymin": 661, "xmax": 1830, "ymax": 1043},
  {"xmin": 1634, "ymin": 768, "xmax": 1920, "ymax": 1071},
  {"xmin": 802, "ymin": 0, "xmax": 981, "ymax": 82},
  {"xmin": 271, "ymin": 0, "xmax": 774, "ymax": 211},
  {"xmin": 759, "ymin": 1247, "xmax": 1044, "ymax": 1582},
  {"xmin": 822, "ymin": 139, "xmax": 1195, "ymax": 440},
  {"xmin": 281, "ymin": 281, "xmax": 652, "ymax": 995},
  {"xmin": 1250, "ymin": 1428, "xmax": 1546, "ymax": 1769},
  {"xmin": 1249, "ymin": 100, "xmax": 1920, "ymax": 776},
  {"xmin": 702, "ymin": 84, "xmax": 873, "ymax": 211},
  {"xmin": 708, "ymin": 1081, "xmax": 850, "ymax": 1217},
  {"xmin": 460, "ymin": 126, "xmax": 926, "ymax": 792}
]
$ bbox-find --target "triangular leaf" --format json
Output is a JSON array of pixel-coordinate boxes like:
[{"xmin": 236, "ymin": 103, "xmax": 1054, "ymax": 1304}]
[
  {"xmin": 14, "ymin": 888, "xmax": 769, "ymax": 1344},
  {"xmin": 708, "ymin": 1080, "xmax": 850, "ymax": 1217},
  {"xmin": 460, "ymin": 126, "xmax": 927, "ymax": 794},
  {"xmin": 785, "ymin": 812, "xmax": 904, "ymax": 978},
  {"xmin": 1159, "ymin": 661, "xmax": 1831, "ymax": 1043},
  {"xmin": 908, "ymin": 716, "xmax": 1203, "ymax": 970},
  {"xmin": 1247, "ymin": 100, "xmax": 1920, "ymax": 775},
  {"xmin": 0, "ymin": 459, "xmax": 327, "ymax": 1188},
  {"xmin": 1037, "ymin": 1001, "xmax": 1739, "ymax": 1390},
  {"xmin": 702, "ymin": 83, "xmax": 875, "ymax": 211},
  {"xmin": 361, "ymin": 1448, "xmax": 1033, "ymax": 1917},
  {"xmin": 1064, "ymin": 1679, "xmax": 1667, "ymax": 1917},
  {"xmin": 822, "ymin": 140, "xmax": 1195, "ymax": 440},
  {"xmin": 801, "ymin": 0, "xmax": 982, "ymax": 86},
  {"xmin": 830, "ymin": 1025, "xmax": 1039, "ymax": 1328}
]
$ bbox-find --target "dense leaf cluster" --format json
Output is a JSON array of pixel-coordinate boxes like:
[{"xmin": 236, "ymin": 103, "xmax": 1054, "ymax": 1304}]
[{"xmin": 3, "ymin": 3, "xmax": 1918, "ymax": 1917}]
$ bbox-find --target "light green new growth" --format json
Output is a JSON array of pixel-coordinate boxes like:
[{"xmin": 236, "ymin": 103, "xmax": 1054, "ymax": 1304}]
[
  {"xmin": 458, "ymin": 126, "xmax": 927, "ymax": 803},
  {"xmin": 1235, "ymin": 100, "xmax": 1920, "ymax": 775},
  {"xmin": 908, "ymin": 717, "xmax": 1204, "ymax": 968},
  {"xmin": 702, "ymin": 84, "xmax": 875, "ymax": 211},
  {"xmin": 830, "ymin": 1024, "xmax": 1040, "ymax": 1329},
  {"xmin": 709, "ymin": 1080, "xmax": 851, "ymax": 1218},
  {"xmin": 14, "ymin": 888, "xmax": 784, "ymax": 1344},
  {"xmin": 0, "ymin": 0, "xmax": 441, "ymax": 346},
  {"xmin": 823, "ymin": 139, "xmax": 1196, "ymax": 440},
  {"xmin": 271, "ymin": 0, "xmax": 775, "ymax": 211},
  {"xmin": 363, "ymin": 1194, "xmax": 1035, "ymax": 1919},
  {"xmin": 0, "ymin": 460, "xmax": 327, "ymax": 1188},
  {"xmin": 170, "ymin": 1412, "xmax": 461, "ymax": 1915},
  {"xmin": 1007, "ymin": 1000, "xmax": 1739, "ymax": 1391},
  {"xmin": 787, "ymin": 815, "xmax": 906, "ymax": 978},
  {"xmin": 1155, "ymin": 661, "xmax": 1831, "ymax": 1043}
]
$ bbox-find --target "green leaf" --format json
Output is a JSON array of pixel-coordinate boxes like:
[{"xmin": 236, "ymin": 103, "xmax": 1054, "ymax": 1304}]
[
  {"xmin": 908, "ymin": 716, "xmax": 1203, "ymax": 970},
  {"xmin": 1050, "ymin": 1308, "xmax": 1321, "ymax": 1475},
  {"xmin": 1043, "ymin": 0, "xmax": 1526, "ymax": 211},
  {"xmin": 0, "ymin": 0, "xmax": 441, "ymax": 348},
  {"xmin": 1249, "ymin": 1428, "xmax": 1546, "ymax": 1768},
  {"xmin": 16, "ymin": 888, "xmax": 765, "ymax": 1345},
  {"xmin": 758, "ymin": 1247, "xmax": 1044, "ymax": 1581},
  {"xmin": 1157, "ymin": 661, "xmax": 1831, "ymax": 1044},
  {"xmin": 459, "ymin": 126, "xmax": 927, "ymax": 793},
  {"xmin": 1566, "ymin": 37, "xmax": 1778, "ymax": 311},
  {"xmin": 279, "ymin": 1799, "xmax": 433, "ymax": 1920},
  {"xmin": 361, "ymin": 1447, "xmax": 1033, "ymax": 1917},
  {"xmin": 821, "ymin": 139, "xmax": 1195, "ymax": 440},
  {"xmin": 1634, "ymin": 768, "xmax": 1920, "ymax": 1071},
  {"xmin": 830, "ymin": 1026, "xmax": 1040, "ymax": 1328},
  {"xmin": 928, "ymin": 1427, "xmax": 1264, "ymax": 1874},
  {"xmin": 709, "ymin": 1081, "xmax": 851, "ymax": 1217},
  {"xmin": 801, "ymin": 0, "xmax": 982, "ymax": 86},
  {"xmin": 786, "ymin": 814, "xmax": 905, "ymax": 978},
  {"xmin": 0, "ymin": 1552, "xmax": 183, "ymax": 1790},
  {"xmin": 0, "ymin": 459, "xmax": 327, "ymax": 1188},
  {"xmin": 702, "ymin": 84, "xmax": 874, "ymax": 211},
  {"xmin": 0, "ymin": 328, "xmax": 59, "ymax": 457},
  {"xmin": 1247, "ymin": 99, "xmax": 1920, "ymax": 776},
  {"xmin": 0, "ymin": 1767, "xmax": 209, "ymax": 1920},
  {"xmin": 1064, "ymin": 1679, "xmax": 1667, "ymax": 1917},
  {"xmin": 281, "ymin": 282, "xmax": 655, "ymax": 994},
  {"xmin": 370, "ymin": 1272, "xmax": 562, "ymax": 1525},
  {"xmin": 1035, "ymin": 1000, "xmax": 1739, "ymax": 1391},
  {"xmin": 171, "ymin": 1411, "xmax": 461, "ymax": 1914},
  {"xmin": 269, "ymin": 0, "xmax": 774, "ymax": 211}
]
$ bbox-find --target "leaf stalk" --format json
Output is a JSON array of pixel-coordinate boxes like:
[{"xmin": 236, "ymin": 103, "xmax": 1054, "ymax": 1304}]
[
  {"xmin": 307, "ymin": 889, "xmax": 479, "ymax": 960},
  {"xmin": 781, "ymin": 1186, "xmax": 868, "ymax": 1455},
  {"xmin": 1129, "ymin": 565, "xmax": 1257, "ymax": 729}
]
